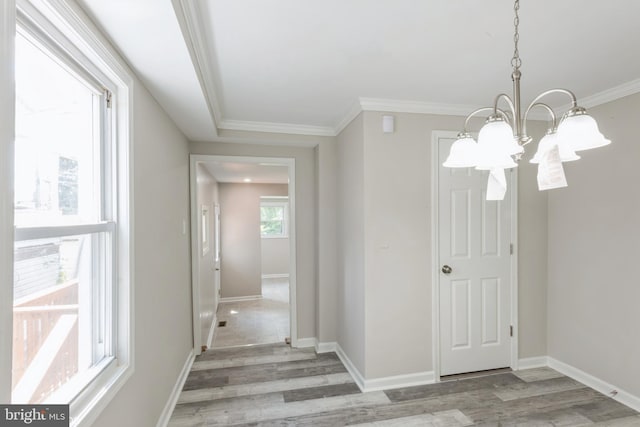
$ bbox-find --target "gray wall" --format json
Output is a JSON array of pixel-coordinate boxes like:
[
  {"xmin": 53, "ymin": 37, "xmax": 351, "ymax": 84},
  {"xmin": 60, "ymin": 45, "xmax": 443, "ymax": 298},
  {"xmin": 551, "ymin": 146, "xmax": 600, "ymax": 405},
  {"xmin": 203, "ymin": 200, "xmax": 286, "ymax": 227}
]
[
  {"xmin": 189, "ymin": 140, "xmax": 319, "ymax": 340},
  {"xmin": 196, "ymin": 164, "xmax": 219, "ymax": 346},
  {"xmin": 315, "ymin": 140, "xmax": 338, "ymax": 344},
  {"xmin": 261, "ymin": 237, "xmax": 289, "ymax": 276},
  {"xmin": 218, "ymin": 182, "xmax": 287, "ymax": 298},
  {"xmin": 547, "ymin": 92, "xmax": 640, "ymax": 398},
  {"xmin": 336, "ymin": 114, "xmax": 366, "ymax": 374},
  {"xmin": 336, "ymin": 111, "xmax": 548, "ymax": 381},
  {"xmin": 94, "ymin": 82, "xmax": 192, "ymax": 426}
]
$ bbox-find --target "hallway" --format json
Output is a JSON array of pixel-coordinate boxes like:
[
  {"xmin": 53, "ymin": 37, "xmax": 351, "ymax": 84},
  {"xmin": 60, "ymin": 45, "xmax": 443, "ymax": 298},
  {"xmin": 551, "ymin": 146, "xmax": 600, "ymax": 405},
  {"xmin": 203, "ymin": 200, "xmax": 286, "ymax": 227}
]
[{"xmin": 213, "ymin": 278, "xmax": 290, "ymax": 348}]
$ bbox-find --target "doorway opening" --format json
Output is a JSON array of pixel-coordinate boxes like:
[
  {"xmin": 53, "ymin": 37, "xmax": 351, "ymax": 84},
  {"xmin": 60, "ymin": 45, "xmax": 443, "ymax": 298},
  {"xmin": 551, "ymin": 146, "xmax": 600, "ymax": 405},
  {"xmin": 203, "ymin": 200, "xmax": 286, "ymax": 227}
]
[{"xmin": 189, "ymin": 155, "xmax": 297, "ymax": 355}]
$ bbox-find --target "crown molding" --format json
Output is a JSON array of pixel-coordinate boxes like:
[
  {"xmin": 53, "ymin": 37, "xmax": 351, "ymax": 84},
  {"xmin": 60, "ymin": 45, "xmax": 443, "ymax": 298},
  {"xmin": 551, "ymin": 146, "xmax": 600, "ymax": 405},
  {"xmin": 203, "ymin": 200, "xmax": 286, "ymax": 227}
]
[
  {"xmin": 359, "ymin": 97, "xmax": 481, "ymax": 117},
  {"xmin": 333, "ymin": 100, "xmax": 363, "ymax": 135},
  {"xmin": 219, "ymin": 119, "xmax": 335, "ymax": 137},
  {"xmin": 172, "ymin": 0, "xmax": 222, "ymax": 136},
  {"xmin": 577, "ymin": 78, "xmax": 640, "ymax": 109}
]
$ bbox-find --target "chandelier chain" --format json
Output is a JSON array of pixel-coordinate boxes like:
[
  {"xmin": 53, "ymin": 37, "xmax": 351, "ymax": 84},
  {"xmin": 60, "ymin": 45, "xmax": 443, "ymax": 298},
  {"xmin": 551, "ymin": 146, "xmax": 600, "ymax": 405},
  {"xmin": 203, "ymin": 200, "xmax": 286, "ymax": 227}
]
[{"xmin": 511, "ymin": 0, "xmax": 521, "ymax": 70}]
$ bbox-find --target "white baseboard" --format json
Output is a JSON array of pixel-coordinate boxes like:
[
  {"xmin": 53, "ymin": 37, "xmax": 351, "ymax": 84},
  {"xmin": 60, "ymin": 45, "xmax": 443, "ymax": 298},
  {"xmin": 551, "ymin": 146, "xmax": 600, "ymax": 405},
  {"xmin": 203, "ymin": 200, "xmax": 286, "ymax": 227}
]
[
  {"xmin": 293, "ymin": 337, "xmax": 316, "ymax": 348},
  {"xmin": 334, "ymin": 343, "xmax": 435, "ymax": 393},
  {"xmin": 518, "ymin": 356, "xmax": 549, "ymax": 370},
  {"xmin": 335, "ymin": 343, "xmax": 365, "ymax": 392},
  {"xmin": 219, "ymin": 295, "xmax": 263, "ymax": 303},
  {"xmin": 315, "ymin": 341, "xmax": 337, "ymax": 354},
  {"xmin": 206, "ymin": 314, "xmax": 217, "ymax": 349},
  {"xmin": 548, "ymin": 357, "xmax": 640, "ymax": 413},
  {"xmin": 156, "ymin": 350, "xmax": 195, "ymax": 427},
  {"xmin": 363, "ymin": 371, "xmax": 435, "ymax": 392},
  {"xmin": 261, "ymin": 274, "xmax": 289, "ymax": 279}
]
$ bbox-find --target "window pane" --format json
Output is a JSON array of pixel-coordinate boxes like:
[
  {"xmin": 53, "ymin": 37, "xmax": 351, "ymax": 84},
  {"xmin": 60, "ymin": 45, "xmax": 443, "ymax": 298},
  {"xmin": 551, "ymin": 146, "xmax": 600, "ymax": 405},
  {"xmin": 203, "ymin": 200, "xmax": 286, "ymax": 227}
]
[
  {"xmin": 261, "ymin": 220, "xmax": 284, "ymax": 236},
  {"xmin": 14, "ymin": 32, "xmax": 100, "ymax": 227},
  {"xmin": 260, "ymin": 206, "xmax": 284, "ymax": 221},
  {"xmin": 12, "ymin": 234, "xmax": 106, "ymax": 404}
]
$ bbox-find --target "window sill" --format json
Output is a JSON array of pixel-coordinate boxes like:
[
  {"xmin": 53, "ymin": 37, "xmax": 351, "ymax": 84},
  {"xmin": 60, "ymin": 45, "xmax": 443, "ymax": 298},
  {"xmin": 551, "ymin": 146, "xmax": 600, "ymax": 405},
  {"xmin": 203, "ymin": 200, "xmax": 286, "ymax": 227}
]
[
  {"xmin": 261, "ymin": 235, "xmax": 289, "ymax": 239},
  {"xmin": 69, "ymin": 360, "xmax": 134, "ymax": 426},
  {"xmin": 43, "ymin": 356, "xmax": 133, "ymax": 426}
]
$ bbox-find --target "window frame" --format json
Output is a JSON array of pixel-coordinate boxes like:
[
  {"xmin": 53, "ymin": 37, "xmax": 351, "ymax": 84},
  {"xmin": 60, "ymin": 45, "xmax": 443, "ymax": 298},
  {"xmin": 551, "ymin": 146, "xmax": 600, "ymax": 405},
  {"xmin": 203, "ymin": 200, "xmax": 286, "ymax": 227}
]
[
  {"xmin": 260, "ymin": 197, "xmax": 289, "ymax": 239},
  {"xmin": 1, "ymin": 0, "xmax": 135, "ymax": 425}
]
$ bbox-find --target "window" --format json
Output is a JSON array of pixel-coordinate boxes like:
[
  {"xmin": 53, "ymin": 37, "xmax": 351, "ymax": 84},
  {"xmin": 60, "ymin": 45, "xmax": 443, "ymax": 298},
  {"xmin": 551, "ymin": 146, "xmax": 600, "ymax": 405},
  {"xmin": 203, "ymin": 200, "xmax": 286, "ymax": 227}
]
[
  {"xmin": 260, "ymin": 198, "xmax": 289, "ymax": 238},
  {"xmin": 7, "ymin": 1, "xmax": 132, "ymax": 423}
]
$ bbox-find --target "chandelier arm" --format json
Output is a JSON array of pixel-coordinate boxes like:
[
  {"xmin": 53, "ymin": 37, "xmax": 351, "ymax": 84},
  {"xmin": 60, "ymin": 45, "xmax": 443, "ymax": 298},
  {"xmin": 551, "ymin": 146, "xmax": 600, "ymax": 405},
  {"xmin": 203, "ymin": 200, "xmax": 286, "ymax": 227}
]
[
  {"xmin": 522, "ymin": 102, "xmax": 557, "ymax": 139},
  {"xmin": 525, "ymin": 88, "xmax": 578, "ymax": 114},
  {"xmin": 463, "ymin": 107, "xmax": 510, "ymax": 133},
  {"xmin": 493, "ymin": 93, "xmax": 517, "ymax": 124}
]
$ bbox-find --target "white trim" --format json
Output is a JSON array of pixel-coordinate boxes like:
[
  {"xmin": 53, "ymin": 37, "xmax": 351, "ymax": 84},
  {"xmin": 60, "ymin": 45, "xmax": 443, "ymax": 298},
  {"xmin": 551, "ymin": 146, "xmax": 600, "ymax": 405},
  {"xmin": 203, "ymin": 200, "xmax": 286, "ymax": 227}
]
[
  {"xmin": 335, "ymin": 344, "xmax": 365, "ymax": 392},
  {"xmin": 509, "ymin": 167, "xmax": 519, "ymax": 372},
  {"xmin": 362, "ymin": 371, "xmax": 435, "ymax": 393},
  {"xmin": 171, "ymin": 0, "xmax": 220, "ymax": 135},
  {"xmin": 206, "ymin": 315, "xmax": 217, "ymax": 350},
  {"xmin": 220, "ymin": 119, "xmax": 334, "ymax": 137},
  {"xmin": 15, "ymin": 222, "xmax": 116, "ymax": 241},
  {"xmin": 294, "ymin": 338, "xmax": 317, "ymax": 349},
  {"xmin": 430, "ymin": 131, "xmax": 518, "ymax": 381},
  {"xmin": 9, "ymin": 1, "xmax": 136, "ymax": 425},
  {"xmin": 156, "ymin": 350, "xmax": 195, "ymax": 427},
  {"xmin": 333, "ymin": 100, "xmax": 363, "ymax": 135},
  {"xmin": 548, "ymin": 357, "xmax": 640, "ymax": 413},
  {"xmin": 578, "ymin": 78, "xmax": 640, "ymax": 109},
  {"xmin": 360, "ymin": 97, "xmax": 478, "ymax": 117},
  {"xmin": 189, "ymin": 156, "xmax": 202, "ymax": 356},
  {"xmin": 219, "ymin": 295, "xmax": 263, "ymax": 303},
  {"xmin": 315, "ymin": 340, "xmax": 337, "ymax": 354},
  {"xmin": 517, "ymin": 356, "xmax": 549, "ymax": 370},
  {"xmin": 189, "ymin": 155, "xmax": 298, "ymax": 349},
  {"xmin": 430, "ymin": 131, "xmax": 443, "ymax": 383},
  {"xmin": 0, "ymin": 0, "xmax": 15, "ymax": 404},
  {"xmin": 205, "ymin": 134, "xmax": 320, "ymax": 148},
  {"xmin": 261, "ymin": 273, "xmax": 290, "ymax": 279}
]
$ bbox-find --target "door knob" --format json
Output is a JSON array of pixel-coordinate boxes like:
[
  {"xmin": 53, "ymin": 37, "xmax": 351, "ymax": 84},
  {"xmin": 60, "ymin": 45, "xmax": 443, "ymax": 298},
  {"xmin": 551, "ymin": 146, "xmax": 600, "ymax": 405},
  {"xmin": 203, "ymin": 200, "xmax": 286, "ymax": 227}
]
[{"xmin": 441, "ymin": 265, "xmax": 452, "ymax": 274}]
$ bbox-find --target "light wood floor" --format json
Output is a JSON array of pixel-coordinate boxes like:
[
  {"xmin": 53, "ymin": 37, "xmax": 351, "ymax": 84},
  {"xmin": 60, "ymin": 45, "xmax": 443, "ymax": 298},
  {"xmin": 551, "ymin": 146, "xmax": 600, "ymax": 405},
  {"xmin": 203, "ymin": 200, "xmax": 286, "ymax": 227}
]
[{"xmin": 169, "ymin": 343, "xmax": 639, "ymax": 426}]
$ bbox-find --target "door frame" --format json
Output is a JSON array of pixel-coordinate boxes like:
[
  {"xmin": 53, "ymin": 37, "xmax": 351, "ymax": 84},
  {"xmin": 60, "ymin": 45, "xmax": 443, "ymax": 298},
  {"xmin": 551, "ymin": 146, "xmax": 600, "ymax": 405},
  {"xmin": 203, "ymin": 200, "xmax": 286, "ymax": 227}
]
[
  {"xmin": 189, "ymin": 154, "xmax": 298, "ymax": 356},
  {"xmin": 430, "ymin": 131, "xmax": 519, "ymax": 382}
]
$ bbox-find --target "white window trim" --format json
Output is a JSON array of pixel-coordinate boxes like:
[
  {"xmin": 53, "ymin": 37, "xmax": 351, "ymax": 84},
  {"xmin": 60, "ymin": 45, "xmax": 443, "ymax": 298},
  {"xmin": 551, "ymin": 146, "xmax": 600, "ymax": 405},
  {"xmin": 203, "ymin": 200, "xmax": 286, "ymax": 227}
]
[
  {"xmin": 260, "ymin": 198, "xmax": 289, "ymax": 239},
  {"xmin": 5, "ymin": 1, "xmax": 135, "ymax": 425},
  {"xmin": 0, "ymin": 0, "xmax": 17, "ymax": 405}
]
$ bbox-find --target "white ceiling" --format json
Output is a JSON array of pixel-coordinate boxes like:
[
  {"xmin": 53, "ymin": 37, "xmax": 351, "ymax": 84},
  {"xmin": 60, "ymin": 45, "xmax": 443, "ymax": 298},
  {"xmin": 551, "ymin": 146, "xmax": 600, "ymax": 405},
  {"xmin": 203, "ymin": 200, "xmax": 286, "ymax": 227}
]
[
  {"xmin": 78, "ymin": 0, "xmax": 640, "ymax": 141},
  {"xmin": 202, "ymin": 162, "xmax": 289, "ymax": 184}
]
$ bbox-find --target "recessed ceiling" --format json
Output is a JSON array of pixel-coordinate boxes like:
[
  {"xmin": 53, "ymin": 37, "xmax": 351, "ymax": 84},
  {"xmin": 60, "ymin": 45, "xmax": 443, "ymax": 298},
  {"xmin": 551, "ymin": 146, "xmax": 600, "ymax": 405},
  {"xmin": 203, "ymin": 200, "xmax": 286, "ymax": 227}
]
[
  {"xmin": 202, "ymin": 161, "xmax": 289, "ymax": 184},
  {"xmin": 79, "ymin": 0, "xmax": 640, "ymax": 140}
]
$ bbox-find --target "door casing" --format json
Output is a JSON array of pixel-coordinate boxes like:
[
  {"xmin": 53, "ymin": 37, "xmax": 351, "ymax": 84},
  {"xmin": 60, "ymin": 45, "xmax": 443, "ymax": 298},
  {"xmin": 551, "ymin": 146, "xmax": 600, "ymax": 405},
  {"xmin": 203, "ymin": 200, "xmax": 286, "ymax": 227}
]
[
  {"xmin": 189, "ymin": 154, "xmax": 298, "ymax": 356},
  {"xmin": 430, "ymin": 131, "xmax": 519, "ymax": 381}
]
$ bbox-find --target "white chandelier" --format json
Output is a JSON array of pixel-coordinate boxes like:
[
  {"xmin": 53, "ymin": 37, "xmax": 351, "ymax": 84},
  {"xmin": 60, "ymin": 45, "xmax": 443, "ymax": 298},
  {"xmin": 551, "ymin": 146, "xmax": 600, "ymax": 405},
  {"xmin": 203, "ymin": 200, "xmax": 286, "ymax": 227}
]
[{"xmin": 443, "ymin": 0, "xmax": 611, "ymax": 200}]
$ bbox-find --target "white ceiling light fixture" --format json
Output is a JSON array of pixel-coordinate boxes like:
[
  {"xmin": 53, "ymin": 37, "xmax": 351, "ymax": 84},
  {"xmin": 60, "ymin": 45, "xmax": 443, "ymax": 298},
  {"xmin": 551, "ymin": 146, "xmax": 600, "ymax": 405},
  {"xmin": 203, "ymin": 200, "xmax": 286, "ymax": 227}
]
[{"xmin": 443, "ymin": 0, "xmax": 611, "ymax": 200}]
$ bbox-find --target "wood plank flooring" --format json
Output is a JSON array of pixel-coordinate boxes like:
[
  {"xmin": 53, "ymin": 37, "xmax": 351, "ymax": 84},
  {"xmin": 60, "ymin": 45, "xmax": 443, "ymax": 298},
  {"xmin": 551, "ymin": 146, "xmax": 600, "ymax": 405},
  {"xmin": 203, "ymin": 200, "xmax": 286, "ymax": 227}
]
[{"xmin": 169, "ymin": 343, "xmax": 640, "ymax": 426}]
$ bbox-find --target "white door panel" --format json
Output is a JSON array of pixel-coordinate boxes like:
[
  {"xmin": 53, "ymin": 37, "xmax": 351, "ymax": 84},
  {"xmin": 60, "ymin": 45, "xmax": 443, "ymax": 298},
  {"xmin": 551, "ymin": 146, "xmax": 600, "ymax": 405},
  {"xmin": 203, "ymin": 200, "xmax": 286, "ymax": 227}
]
[{"xmin": 438, "ymin": 135, "xmax": 512, "ymax": 376}]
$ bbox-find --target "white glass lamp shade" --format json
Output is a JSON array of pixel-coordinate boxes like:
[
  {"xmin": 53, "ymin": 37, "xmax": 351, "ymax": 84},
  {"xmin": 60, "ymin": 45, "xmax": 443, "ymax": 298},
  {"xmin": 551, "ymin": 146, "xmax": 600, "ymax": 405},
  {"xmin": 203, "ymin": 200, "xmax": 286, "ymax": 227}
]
[
  {"xmin": 443, "ymin": 135, "xmax": 478, "ymax": 168},
  {"xmin": 530, "ymin": 132, "xmax": 580, "ymax": 164},
  {"xmin": 475, "ymin": 119, "xmax": 518, "ymax": 170},
  {"xmin": 557, "ymin": 112, "xmax": 611, "ymax": 152}
]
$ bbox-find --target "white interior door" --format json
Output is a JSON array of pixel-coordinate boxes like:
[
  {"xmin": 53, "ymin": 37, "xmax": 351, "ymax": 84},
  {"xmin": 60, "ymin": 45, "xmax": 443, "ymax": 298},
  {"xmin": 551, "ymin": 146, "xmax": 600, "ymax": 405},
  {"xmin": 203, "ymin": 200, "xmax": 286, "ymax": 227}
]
[{"xmin": 437, "ymin": 135, "xmax": 513, "ymax": 376}]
